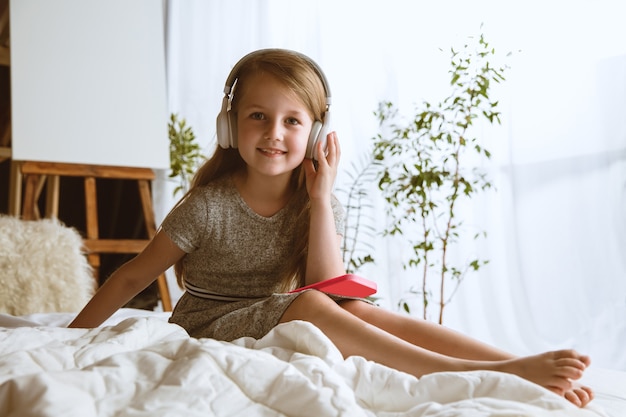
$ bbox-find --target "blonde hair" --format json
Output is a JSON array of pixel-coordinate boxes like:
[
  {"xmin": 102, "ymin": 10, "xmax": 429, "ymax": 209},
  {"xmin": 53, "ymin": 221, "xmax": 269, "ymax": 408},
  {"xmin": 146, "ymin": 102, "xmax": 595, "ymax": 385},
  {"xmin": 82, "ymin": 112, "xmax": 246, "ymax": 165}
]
[{"xmin": 172, "ymin": 49, "xmax": 329, "ymax": 292}]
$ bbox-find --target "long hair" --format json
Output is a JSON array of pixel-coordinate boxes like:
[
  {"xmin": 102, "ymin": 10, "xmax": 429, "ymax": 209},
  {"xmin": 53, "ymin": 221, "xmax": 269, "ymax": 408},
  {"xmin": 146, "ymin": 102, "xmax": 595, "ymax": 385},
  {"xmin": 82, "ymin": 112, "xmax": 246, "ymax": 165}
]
[{"xmin": 172, "ymin": 49, "xmax": 328, "ymax": 292}]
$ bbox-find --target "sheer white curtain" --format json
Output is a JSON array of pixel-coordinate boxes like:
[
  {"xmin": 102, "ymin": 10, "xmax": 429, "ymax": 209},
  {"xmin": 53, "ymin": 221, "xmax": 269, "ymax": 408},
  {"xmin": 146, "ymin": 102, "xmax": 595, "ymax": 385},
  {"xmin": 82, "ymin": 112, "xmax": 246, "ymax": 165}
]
[{"xmin": 159, "ymin": 0, "xmax": 626, "ymax": 370}]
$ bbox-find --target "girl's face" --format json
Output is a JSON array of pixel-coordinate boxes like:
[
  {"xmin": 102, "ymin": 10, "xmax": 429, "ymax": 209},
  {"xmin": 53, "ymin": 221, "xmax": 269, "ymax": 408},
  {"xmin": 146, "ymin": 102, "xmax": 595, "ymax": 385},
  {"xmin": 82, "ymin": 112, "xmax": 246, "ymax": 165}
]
[{"xmin": 235, "ymin": 72, "xmax": 314, "ymax": 180}]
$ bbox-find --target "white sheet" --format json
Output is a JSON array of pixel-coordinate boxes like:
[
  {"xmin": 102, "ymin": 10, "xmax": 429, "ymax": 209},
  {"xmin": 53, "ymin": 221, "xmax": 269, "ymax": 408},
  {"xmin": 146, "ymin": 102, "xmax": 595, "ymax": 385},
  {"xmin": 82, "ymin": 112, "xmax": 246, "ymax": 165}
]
[{"xmin": 0, "ymin": 310, "xmax": 618, "ymax": 417}]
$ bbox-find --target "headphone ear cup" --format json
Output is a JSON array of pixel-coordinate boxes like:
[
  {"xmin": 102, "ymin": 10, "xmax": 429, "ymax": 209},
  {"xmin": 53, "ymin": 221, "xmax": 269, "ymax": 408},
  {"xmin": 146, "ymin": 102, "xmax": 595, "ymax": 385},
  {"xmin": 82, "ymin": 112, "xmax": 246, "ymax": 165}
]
[
  {"xmin": 306, "ymin": 111, "xmax": 331, "ymax": 161},
  {"xmin": 306, "ymin": 121, "xmax": 323, "ymax": 160},
  {"xmin": 228, "ymin": 111, "xmax": 238, "ymax": 148},
  {"xmin": 216, "ymin": 96, "xmax": 232, "ymax": 148}
]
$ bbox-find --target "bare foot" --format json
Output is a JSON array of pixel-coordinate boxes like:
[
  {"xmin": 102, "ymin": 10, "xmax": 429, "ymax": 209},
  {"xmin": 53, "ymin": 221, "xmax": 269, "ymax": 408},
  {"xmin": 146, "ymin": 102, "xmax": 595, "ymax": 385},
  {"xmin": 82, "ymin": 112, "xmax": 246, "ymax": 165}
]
[{"xmin": 492, "ymin": 349, "xmax": 592, "ymax": 407}]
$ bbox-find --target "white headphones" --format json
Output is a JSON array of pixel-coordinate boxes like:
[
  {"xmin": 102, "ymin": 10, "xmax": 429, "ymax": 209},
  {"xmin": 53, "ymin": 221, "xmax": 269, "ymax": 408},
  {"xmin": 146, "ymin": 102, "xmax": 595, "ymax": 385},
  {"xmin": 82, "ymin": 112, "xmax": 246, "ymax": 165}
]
[{"xmin": 216, "ymin": 49, "xmax": 332, "ymax": 160}]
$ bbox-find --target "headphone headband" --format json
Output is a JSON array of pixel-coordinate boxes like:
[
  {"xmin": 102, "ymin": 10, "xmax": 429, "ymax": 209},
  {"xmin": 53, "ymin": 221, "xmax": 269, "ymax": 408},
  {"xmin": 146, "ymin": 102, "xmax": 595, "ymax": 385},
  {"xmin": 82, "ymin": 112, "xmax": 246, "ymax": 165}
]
[{"xmin": 223, "ymin": 48, "xmax": 332, "ymax": 106}]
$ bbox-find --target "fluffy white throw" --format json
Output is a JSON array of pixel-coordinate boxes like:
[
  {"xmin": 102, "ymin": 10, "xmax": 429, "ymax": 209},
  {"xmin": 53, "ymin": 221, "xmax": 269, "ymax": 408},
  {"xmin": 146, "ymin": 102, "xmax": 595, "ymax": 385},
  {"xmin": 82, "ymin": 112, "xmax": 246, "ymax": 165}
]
[{"xmin": 0, "ymin": 215, "xmax": 94, "ymax": 315}]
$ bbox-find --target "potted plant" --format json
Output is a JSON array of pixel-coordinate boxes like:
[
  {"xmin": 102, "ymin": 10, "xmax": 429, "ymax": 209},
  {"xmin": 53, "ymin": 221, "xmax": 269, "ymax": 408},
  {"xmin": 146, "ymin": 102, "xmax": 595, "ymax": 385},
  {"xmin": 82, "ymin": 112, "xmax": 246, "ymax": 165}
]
[{"xmin": 341, "ymin": 31, "xmax": 509, "ymax": 324}]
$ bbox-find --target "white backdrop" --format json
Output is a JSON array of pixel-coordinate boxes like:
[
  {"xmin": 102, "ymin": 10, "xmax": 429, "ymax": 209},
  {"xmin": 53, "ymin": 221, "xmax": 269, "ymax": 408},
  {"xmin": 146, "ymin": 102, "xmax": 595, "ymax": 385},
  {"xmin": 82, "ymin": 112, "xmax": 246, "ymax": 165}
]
[
  {"xmin": 10, "ymin": 0, "xmax": 169, "ymax": 169},
  {"xmin": 157, "ymin": 0, "xmax": 626, "ymax": 370}
]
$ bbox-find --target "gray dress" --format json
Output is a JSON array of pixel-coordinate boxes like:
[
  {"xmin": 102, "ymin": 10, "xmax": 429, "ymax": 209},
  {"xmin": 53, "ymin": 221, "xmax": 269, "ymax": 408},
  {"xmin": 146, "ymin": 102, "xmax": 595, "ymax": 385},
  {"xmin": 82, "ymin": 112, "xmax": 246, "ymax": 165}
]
[{"xmin": 163, "ymin": 176, "xmax": 346, "ymax": 341}]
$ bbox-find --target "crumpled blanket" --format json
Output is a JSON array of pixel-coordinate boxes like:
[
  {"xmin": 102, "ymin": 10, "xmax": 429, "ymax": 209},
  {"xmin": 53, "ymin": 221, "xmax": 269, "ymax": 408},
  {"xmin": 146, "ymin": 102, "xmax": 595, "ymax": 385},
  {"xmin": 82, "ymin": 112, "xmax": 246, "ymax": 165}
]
[{"xmin": 0, "ymin": 317, "xmax": 607, "ymax": 417}]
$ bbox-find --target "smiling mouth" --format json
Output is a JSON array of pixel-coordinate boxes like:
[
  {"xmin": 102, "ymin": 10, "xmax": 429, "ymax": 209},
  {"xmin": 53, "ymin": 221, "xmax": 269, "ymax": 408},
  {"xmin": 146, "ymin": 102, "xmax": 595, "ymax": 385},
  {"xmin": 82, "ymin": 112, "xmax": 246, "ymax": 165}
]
[{"xmin": 258, "ymin": 148, "xmax": 286, "ymax": 156}]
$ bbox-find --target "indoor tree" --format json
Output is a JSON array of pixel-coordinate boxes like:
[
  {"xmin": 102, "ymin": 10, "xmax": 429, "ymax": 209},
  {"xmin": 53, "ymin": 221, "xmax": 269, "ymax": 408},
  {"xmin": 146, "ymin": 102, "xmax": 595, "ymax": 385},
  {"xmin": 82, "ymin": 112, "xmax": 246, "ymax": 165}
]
[{"xmin": 372, "ymin": 32, "xmax": 509, "ymax": 323}]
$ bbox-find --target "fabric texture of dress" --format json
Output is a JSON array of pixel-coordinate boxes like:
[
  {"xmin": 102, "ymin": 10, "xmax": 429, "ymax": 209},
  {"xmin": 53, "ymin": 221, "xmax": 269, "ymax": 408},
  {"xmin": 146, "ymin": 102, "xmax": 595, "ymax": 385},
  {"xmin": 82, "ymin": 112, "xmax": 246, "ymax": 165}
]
[{"xmin": 163, "ymin": 175, "xmax": 346, "ymax": 341}]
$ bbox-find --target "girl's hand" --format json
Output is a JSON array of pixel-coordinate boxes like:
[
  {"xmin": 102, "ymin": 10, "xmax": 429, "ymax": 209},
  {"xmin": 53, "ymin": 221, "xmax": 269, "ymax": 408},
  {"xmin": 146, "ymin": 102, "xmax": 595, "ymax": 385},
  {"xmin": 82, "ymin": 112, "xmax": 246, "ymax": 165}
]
[{"xmin": 303, "ymin": 132, "xmax": 340, "ymax": 202}]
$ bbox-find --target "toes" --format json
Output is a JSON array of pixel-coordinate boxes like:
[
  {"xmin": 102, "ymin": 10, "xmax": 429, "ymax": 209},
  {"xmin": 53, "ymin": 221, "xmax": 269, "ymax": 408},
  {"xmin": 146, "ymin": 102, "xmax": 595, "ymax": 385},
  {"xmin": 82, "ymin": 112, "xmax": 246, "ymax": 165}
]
[
  {"xmin": 564, "ymin": 389, "xmax": 583, "ymax": 407},
  {"xmin": 567, "ymin": 386, "xmax": 593, "ymax": 408},
  {"xmin": 553, "ymin": 349, "xmax": 589, "ymax": 365},
  {"xmin": 576, "ymin": 384, "xmax": 594, "ymax": 403},
  {"xmin": 553, "ymin": 356, "xmax": 586, "ymax": 380},
  {"xmin": 558, "ymin": 382, "xmax": 595, "ymax": 408},
  {"xmin": 580, "ymin": 387, "xmax": 596, "ymax": 401},
  {"xmin": 554, "ymin": 364, "xmax": 584, "ymax": 380},
  {"xmin": 580, "ymin": 355, "xmax": 591, "ymax": 367},
  {"xmin": 555, "ymin": 357, "xmax": 586, "ymax": 369}
]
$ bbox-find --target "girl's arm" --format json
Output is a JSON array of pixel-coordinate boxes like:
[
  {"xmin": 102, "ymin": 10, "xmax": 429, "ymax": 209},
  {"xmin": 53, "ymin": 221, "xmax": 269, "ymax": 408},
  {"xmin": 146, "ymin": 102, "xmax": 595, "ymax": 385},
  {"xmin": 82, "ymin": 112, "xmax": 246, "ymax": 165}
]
[
  {"xmin": 303, "ymin": 132, "xmax": 346, "ymax": 284},
  {"xmin": 68, "ymin": 230, "xmax": 185, "ymax": 328}
]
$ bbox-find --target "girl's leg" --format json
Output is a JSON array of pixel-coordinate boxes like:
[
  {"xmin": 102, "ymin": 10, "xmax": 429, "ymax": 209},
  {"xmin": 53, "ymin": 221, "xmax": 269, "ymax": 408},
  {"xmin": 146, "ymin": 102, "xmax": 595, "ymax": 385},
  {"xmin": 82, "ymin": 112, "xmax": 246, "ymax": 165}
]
[
  {"xmin": 339, "ymin": 299, "xmax": 594, "ymax": 407},
  {"xmin": 279, "ymin": 291, "xmax": 590, "ymax": 406},
  {"xmin": 339, "ymin": 299, "xmax": 514, "ymax": 360}
]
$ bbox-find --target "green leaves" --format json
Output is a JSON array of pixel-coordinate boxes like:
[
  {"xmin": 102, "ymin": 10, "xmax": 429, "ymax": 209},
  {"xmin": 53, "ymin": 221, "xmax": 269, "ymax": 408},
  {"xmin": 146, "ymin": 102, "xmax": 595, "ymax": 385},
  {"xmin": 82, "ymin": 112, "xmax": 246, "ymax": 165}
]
[
  {"xmin": 168, "ymin": 113, "xmax": 204, "ymax": 197},
  {"xmin": 337, "ymin": 153, "xmax": 379, "ymax": 273}
]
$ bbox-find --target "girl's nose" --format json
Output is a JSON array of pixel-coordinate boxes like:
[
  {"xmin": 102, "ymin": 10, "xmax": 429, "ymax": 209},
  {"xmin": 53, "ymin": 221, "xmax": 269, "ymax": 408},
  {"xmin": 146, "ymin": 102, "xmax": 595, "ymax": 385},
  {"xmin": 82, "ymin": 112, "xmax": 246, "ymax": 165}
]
[{"xmin": 265, "ymin": 119, "xmax": 284, "ymax": 140}]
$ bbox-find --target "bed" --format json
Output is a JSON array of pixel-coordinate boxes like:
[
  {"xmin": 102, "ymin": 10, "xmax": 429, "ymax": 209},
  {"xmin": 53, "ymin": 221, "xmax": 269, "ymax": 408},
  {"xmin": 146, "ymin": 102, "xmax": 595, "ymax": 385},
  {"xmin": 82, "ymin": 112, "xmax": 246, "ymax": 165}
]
[
  {"xmin": 0, "ymin": 309, "xmax": 623, "ymax": 417},
  {"xmin": 1, "ymin": 218, "xmax": 624, "ymax": 417}
]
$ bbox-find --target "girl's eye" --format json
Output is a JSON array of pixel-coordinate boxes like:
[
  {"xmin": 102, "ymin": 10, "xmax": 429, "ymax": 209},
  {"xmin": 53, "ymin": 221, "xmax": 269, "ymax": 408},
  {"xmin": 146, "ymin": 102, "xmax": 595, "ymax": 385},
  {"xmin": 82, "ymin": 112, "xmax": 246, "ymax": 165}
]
[
  {"xmin": 286, "ymin": 117, "xmax": 299, "ymax": 125},
  {"xmin": 250, "ymin": 112, "xmax": 264, "ymax": 120}
]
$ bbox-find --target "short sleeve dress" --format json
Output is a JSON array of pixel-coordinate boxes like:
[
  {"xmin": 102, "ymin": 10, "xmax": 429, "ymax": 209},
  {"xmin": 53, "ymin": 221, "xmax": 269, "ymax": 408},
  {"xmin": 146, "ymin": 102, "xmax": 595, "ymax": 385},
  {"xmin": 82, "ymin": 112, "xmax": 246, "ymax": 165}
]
[{"xmin": 163, "ymin": 175, "xmax": 346, "ymax": 341}]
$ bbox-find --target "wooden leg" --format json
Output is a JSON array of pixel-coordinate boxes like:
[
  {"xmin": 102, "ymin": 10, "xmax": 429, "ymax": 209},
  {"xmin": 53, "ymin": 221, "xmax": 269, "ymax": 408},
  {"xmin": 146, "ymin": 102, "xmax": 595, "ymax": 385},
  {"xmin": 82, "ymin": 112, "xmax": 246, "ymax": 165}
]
[
  {"xmin": 84, "ymin": 176, "xmax": 100, "ymax": 285},
  {"xmin": 32, "ymin": 175, "xmax": 48, "ymax": 219},
  {"xmin": 45, "ymin": 175, "xmax": 60, "ymax": 219},
  {"xmin": 21, "ymin": 174, "xmax": 39, "ymax": 220},
  {"xmin": 8, "ymin": 160, "xmax": 22, "ymax": 217},
  {"xmin": 138, "ymin": 180, "xmax": 157, "ymax": 234},
  {"xmin": 137, "ymin": 179, "xmax": 172, "ymax": 312}
]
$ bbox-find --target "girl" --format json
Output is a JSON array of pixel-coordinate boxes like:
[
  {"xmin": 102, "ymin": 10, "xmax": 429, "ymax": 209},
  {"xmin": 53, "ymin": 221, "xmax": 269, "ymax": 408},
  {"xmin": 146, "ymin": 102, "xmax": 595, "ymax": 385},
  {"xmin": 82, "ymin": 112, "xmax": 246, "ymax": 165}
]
[{"xmin": 69, "ymin": 49, "xmax": 593, "ymax": 408}]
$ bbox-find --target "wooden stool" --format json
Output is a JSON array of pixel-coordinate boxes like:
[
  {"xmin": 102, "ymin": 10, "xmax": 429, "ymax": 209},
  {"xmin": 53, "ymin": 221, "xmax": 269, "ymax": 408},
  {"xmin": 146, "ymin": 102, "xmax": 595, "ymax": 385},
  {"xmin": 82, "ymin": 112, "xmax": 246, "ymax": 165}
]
[{"xmin": 18, "ymin": 161, "xmax": 172, "ymax": 312}]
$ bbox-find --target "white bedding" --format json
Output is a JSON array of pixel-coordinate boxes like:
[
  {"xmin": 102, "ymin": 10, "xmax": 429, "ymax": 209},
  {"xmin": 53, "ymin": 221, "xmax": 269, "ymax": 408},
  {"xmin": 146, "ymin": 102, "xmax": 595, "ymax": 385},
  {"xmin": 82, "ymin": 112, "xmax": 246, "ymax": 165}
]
[{"xmin": 0, "ymin": 310, "xmax": 621, "ymax": 417}]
